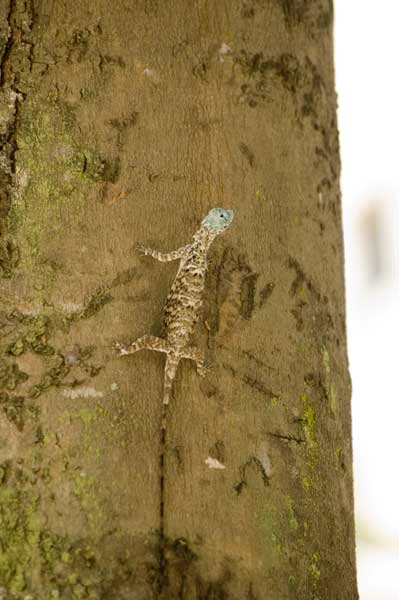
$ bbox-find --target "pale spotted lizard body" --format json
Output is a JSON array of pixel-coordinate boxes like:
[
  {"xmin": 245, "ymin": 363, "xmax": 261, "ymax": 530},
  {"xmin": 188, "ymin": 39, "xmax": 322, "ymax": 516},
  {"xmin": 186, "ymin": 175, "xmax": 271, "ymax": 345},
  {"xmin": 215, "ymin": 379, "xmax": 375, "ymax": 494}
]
[{"xmin": 115, "ymin": 208, "xmax": 234, "ymax": 411}]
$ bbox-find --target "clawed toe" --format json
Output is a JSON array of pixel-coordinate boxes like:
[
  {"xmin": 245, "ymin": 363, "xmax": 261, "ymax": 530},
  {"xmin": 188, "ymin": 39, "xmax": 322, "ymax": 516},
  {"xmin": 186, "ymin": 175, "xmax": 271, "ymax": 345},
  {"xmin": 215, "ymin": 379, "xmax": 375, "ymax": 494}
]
[
  {"xmin": 114, "ymin": 341, "xmax": 131, "ymax": 356},
  {"xmin": 198, "ymin": 362, "xmax": 212, "ymax": 377},
  {"xmin": 135, "ymin": 243, "xmax": 147, "ymax": 256}
]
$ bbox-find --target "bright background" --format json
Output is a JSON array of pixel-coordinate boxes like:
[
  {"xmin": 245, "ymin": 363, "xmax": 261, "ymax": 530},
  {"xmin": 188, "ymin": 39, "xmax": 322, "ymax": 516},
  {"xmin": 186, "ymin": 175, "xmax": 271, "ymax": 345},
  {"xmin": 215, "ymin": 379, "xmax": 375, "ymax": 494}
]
[{"xmin": 335, "ymin": 1, "xmax": 399, "ymax": 598}]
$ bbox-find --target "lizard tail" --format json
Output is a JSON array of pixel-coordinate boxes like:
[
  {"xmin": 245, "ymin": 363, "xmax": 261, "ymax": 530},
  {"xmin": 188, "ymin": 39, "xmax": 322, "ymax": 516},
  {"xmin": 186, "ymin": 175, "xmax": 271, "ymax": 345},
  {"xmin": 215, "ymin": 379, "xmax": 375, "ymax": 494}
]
[{"xmin": 163, "ymin": 353, "xmax": 180, "ymax": 406}]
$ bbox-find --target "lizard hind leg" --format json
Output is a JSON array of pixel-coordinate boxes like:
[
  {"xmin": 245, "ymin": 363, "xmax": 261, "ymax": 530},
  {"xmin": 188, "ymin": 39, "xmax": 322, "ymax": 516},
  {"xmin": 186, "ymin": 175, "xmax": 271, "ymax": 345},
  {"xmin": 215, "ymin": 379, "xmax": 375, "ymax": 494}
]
[
  {"xmin": 180, "ymin": 346, "xmax": 210, "ymax": 377},
  {"xmin": 115, "ymin": 335, "xmax": 168, "ymax": 356}
]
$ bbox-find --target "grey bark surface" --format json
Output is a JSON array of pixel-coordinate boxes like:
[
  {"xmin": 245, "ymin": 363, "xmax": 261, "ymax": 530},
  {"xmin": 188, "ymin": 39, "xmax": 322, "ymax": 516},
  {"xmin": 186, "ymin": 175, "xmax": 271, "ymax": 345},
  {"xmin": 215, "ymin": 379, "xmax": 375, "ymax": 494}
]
[{"xmin": 0, "ymin": 1, "xmax": 358, "ymax": 599}]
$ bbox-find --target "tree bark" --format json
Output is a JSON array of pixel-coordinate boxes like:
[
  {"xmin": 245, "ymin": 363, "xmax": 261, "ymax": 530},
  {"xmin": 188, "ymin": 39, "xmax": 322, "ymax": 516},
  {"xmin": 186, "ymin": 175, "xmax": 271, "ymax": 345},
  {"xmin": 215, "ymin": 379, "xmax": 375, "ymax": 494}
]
[{"xmin": 0, "ymin": 1, "xmax": 358, "ymax": 598}]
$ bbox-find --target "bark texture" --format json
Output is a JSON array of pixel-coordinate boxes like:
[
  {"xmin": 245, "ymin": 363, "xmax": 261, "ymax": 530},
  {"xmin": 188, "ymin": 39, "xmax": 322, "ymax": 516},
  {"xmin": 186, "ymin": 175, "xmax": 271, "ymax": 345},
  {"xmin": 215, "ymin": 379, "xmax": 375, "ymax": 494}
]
[{"xmin": 0, "ymin": 1, "xmax": 358, "ymax": 598}]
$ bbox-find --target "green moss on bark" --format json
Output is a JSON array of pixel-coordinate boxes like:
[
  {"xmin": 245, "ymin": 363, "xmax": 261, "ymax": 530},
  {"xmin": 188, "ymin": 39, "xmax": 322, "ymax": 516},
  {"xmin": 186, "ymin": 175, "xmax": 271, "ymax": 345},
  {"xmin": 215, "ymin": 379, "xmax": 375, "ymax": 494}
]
[
  {"xmin": 0, "ymin": 487, "xmax": 41, "ymax": 595},
  {"xmin": 0, "ymin": 462, "xmax": 105, "ymax": 597},
  {"xmin": 7, "ymin": 98, "xmax": 115, "ymax": 298}
]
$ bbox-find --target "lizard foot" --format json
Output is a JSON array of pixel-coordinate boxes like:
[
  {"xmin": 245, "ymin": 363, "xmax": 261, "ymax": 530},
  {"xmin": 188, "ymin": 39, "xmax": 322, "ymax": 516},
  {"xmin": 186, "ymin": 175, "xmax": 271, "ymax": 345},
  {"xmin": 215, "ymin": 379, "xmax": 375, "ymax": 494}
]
[
  {"xmin": 113, "ymin": 341, "xmax": 137, "ymax": 356},
  {"xmin": 197, "ymin": 362, "xmax": 213, "ymax": 378},
  {"xmin": 135, "ymin": 243, "xmax": 148, "ymax": 256}
]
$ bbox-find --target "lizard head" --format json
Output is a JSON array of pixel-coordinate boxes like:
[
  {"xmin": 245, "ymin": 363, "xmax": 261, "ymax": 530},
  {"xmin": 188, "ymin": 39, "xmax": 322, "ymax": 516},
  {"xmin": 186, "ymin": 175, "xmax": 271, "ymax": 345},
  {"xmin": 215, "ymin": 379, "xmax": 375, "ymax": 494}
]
[{"xmin": 202, "ymin": 208, "xmax": 234, "ymax": 233}]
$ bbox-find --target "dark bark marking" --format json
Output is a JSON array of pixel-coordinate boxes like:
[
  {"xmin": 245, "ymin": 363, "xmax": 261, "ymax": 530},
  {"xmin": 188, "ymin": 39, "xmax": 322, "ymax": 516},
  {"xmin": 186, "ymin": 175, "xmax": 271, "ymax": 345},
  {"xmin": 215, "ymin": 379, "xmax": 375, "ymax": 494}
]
[
  {"xmin": 109, "ymin": 267, "xmax": 138, "ymax": 288},
  {"xmin": 241, "ymin": 2, "xmax": 256, "ymax": 19},
  {"xmin": 288, "ymin": 256, "xmax": 307, "ymax": 297},
  {"xmin": 314, "ymin": 118, "xmax": 341, "ymax": 215},
  {"xmin": 240, "ymin": 349, "xmax": 276, "ymax": 372},
  {"xmin": 247, "ymin": 582, "xmax": 258, "ymax": 599},
  {"xmin": 34, "ymin": 424, "xmax": 44, "ymax": 445},
  {"xmin": 234, "ymin": 456, "xmax": 270, "ymax": 495},
  {"xmin": 241, "ymin": 372, "xmax": 279, "ymax": 401},
  {"xmin": 27, "ymin": 346, "xmax": 103, "ymax": 400},
  {"xmin": 235, "ymin": 48, "xmax": 340, "ymax": 197},
  {"xmin": 290, "ymin": 303, "xmax": 305, "ymax": 331},
  {"xmin": 66, "ymin": 29, "xmax": 91, "ymax": 63},
  {"xmin": 276, "ymin": 0, "xmax": 333, "ymax": 36},
  {"xmin": 199, "ymin": 378, "xmax": 219, "ymax": 399},
  {"xmin": 288, "ymin": 256, "xmax": 333, "ymax": 338},
  {"xmin": 109, "ymin": 112, "xmax": 138, "ymax": 150},
  {"xmin": 171, "ymin": 444, "xmax": 184, "ymax": 471},
  {"xmin": 240, "ymin": 273, "xmax": 259, "ymax": 320},
  {"xmin": 238, "ymin": 142, "xmax": 255, "ymax": 167},
  {"xmin": 3, "ymin": 281, "xmax": 119, "ymax": 358},
  {"xmin": 288, "ymin": 256, "xmax": 328, "ymax": 303},
  {"xmin": 0, "ymin": 392, "xmax": 27, "ymax": 430},
  {"xmin": 317, "ymin": 176, "xmax": 332, "ymax": 198},
  {"xmin": 156, "ymin": 535, "xmax": 240, "ymax": 599},
  {"xmin": 0, "ymin": 459, "xmax": 11, "ymax": 484},
  {"xmin": 223, "ymin": 362, "xmax": 280, "ymax": 402},
  {"xmin": 82, "ymin": 153, "xmax": 120, "ymax": 183},
  {"xmin": 6, "ymin": 313, "xmax": 53, "ymax": 357},
  {"xmin": 0, "ymin": 358, "xmax": 28, "ymax": 390},
  {"xmin": 304, "ymin": 371, "xmax": 329, "ymax": 403},
  {"xmin": 266, "ymin": 430, "xmax": 305, "ymax": 444},
  {"xmin": 76, "ymin": 288, "xmax": 113, "ymax": 321},
  {"xmin": 0, "ymin": 263, "xmax": 138, "ymax": 429},
  {"xmin": 209, "ymin": 440, "xmax": 226, "ymax": 463},
  {"xmin": 98, "ymin": 54, "xmax": 126, "ymax": 71},
  {"xmin": 192, "ymin": 61, "xmax": 208, "ymax": 82},
  {"xmin": 66, "ymin": 266, "xmax": 141, "ymax": 324},
  {"xmin": 0, "ymin": 238, "xmax": 19, "ymax": 278},
  {"xmin": 0, "ymin": 313, "xmax": 104, "ymax": 432},
  {"xmin": 259, "ymin": 282, "xmax": 275, "ymax": 307},
  {"xmin": 336, "ymin": 448, "xmax": 347, "ymax": 473},
  {"xmin": 205, "ymin": 246, "xmax": 258, "ymax": 352},
  {"xmin": 276, "ymin": 0, "xmax": 309, "ymax": 26},
  {"xmin": 237, "ymin": 49, "xmax": 340, "ymax": 215}
]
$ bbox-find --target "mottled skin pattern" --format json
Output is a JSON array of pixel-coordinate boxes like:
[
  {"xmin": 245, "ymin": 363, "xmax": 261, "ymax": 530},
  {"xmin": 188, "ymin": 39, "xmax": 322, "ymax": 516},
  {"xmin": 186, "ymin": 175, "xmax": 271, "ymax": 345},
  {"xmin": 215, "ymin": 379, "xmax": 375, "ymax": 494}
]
[{"xmin": 115, "ymin": 208, "xmax": 234, "ymax": 409}]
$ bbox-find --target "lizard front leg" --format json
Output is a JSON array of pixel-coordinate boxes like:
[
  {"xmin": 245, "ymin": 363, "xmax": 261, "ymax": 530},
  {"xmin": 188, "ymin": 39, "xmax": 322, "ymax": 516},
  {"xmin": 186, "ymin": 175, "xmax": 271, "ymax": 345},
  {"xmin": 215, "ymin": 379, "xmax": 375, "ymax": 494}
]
[
  {"xmin": 180, "ymin": 346, "xmax": 211, "ymax": 377},
  {"xmin": 115, "ymin": 335, "xmax": 169, "ymax": 356},
  {"xmin": 136, "ymin": 244, "xmax": 189, "ymax": 262}
]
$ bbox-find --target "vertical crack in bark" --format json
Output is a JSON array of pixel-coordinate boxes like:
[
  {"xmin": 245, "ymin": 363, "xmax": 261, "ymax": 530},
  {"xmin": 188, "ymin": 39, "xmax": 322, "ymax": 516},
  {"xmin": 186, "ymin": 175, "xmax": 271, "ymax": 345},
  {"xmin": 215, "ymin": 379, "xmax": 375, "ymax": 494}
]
[
  {"xmin": 1, "ymin": 0, "xmax": 34, "ymax": 89},
  {"xmin": 158, "ymin": 405, "xmax": 167, "ymax": 595},
  {"xmin": 0, "ymin": 1, "xmax": 18, "ymax": 229},
  {"xmin": 0, "ymin": 0, "xmax": 33, "ymax": 232},
  {"xmin": 0, "ymin": 3, "xmax": 13, "ymax": 85}
]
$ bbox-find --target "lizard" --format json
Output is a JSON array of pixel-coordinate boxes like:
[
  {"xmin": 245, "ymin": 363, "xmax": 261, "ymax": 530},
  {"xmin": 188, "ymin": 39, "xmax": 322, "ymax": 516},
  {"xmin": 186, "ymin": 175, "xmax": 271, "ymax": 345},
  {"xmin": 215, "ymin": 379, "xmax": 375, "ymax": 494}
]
[
  {"xmin": 114, "ymin": 207, "xmax": 233, "ymax": 587},
  {"xmin": 114, "ymin": 207, "xmax": 234, "ymax": 416}
]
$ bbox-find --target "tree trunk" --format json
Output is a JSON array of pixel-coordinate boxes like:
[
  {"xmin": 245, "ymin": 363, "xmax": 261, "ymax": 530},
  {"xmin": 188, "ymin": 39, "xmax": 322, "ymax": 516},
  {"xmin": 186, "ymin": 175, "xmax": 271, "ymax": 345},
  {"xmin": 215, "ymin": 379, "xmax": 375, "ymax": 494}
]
[{"xmin": 0, "ymin": 1, "xmax": 358, "ymax": 598}]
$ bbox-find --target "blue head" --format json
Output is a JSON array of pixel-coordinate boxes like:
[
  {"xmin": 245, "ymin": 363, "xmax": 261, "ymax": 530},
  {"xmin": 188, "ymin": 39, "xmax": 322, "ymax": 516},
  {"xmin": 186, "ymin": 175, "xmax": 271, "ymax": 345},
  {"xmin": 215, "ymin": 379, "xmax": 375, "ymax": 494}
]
[{"xmin": 202, "ymin": 208, "xmax": 234, "ymax": 233}]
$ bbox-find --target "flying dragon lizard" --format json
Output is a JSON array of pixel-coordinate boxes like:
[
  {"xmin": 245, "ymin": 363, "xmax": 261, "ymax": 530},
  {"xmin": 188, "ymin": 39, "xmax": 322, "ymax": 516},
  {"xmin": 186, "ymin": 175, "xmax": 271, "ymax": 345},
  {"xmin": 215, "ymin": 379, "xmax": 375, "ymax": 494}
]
[{"xmin": 114, "ymin": 208, "xmax": 234, "ymax": 415}]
